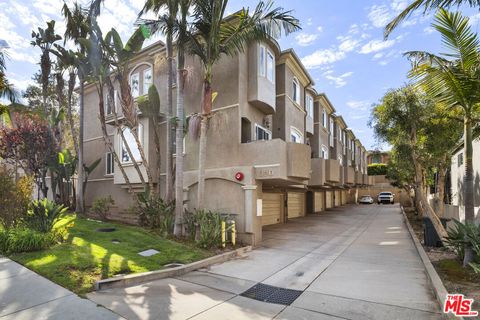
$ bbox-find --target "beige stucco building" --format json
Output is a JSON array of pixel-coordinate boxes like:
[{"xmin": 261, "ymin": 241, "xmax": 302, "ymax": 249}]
[{"xmin": 82, "ymin": 38, "xmax": 370, "ymax": 245}]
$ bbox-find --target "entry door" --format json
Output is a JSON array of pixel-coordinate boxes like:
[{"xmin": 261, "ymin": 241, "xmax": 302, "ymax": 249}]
[
  {"xmin": 334, "ymin": 190, "xmax": 341, "ymax": 207},
  {"xmin": 325, "ymin": 191, "xmax": 333, "ymax": 209},
  {"xmin": 262, "ymin": 193, "xmax": 283, "ymax": 226},
  {"xmin": 287, "ymin": 192, "xmax": 305, "ymax": 218},
  {"xmin": 314, "ymin": 191, "xmax": 325, "ymax": 212}
]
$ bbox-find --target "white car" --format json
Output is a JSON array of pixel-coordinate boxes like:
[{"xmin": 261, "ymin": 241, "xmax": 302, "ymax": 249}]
[
  {"xmin": 377, "ymin": 192, "xmax": 394, "ymax": 204},
  {"xmin": 359, "ymin": 195, "xmax": 374, "ymax": 204}
]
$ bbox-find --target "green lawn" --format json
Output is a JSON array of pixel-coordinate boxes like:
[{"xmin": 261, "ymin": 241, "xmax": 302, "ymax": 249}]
[{"xmin": 9, "ymin": 214, "xmax": 212, "ymax": 295}]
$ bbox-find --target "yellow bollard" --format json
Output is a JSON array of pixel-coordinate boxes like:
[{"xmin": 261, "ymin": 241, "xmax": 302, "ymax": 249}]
[
  {"xmin": 221, "ymin": 221, "xmax": 226, "ymax": 248},
  {"xmin": 231, "ymin": 220, "xmax": 236, "ymax": 246}
]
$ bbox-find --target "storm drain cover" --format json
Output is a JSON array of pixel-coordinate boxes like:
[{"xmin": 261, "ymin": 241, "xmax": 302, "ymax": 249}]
[{"xmin": 240, "ymin": 283, "xmax": 302, "ymax": 305}]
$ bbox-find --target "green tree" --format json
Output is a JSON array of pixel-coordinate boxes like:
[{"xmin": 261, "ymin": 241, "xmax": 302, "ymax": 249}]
[
  {"xmin": 188, "ymin": 0, "xmax": 301, "ymax": 209},
  {"xmin": 405, "ymin": 9, "xmax": 480, "ymax": 265}
]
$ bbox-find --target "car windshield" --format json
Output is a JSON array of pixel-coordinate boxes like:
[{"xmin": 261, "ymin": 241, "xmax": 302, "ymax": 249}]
[{"xmin": 361, "ymin": 196, "xmax": 371, "ymax": 198}]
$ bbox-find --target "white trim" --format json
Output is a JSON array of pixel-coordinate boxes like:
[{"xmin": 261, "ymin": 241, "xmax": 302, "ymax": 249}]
[
  {"xmin": 105, "ymin": 152, "xmax": 114, "ymax": 176},
  {"xmin": 290, "ymin": 126, "xmax": 303, "ymax": 143},
  {"xmin": 266, "ymin": 49, "xmax": 275, "ymax": 83},
  {"xmin": 321, "ymin": 144, "xmax": 329, "ymax": 159},
  {"xmin": 259, "ymin": 45, "xmax": 266, "ymax": 77},
  {"xmin": 88, "ymin": 178, "xmax": 114, "ymax": 182},
  {"xmin": 254, "ymin": 123, "xmax": 272, "ymax": 141},
  {"xmin": 305, "ymin": 94, "xmax": 314, "ymax": 118},
  {"xmin": 292, "ymin": 77, "xmax": 301, "ymax": 105},
  {"xmin": 254, "ymin": 164, "xmax": 281, "ymax": 168}
]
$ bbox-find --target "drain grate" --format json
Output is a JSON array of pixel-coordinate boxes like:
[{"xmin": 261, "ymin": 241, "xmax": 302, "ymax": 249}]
[{"xmin": 240, "ymin": 283, "xmax": 302, "ymax": 305}]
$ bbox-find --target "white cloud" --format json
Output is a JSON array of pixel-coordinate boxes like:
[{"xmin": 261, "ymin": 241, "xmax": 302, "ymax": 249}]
[
  {"xmin": 338, "ymin": 38, "xmax": 360, "ymax": 53},
  {"xmin": 347, "ymin": 100, "xmax": 371, "ymax": 111},
  {"xmin": 295, "ymin": 33, "xmax": 318, "ymax": 47},
  {"xmin": 423, "ymin": 26, "xmax": 435, "ymax": 35},
  {"xmin": 359, "ymin": 39, "xmax": 395, "ymax": 54},
  {"xmin": 324, "ymin": 70, "xmax": 353, "ymax": 88},
  {"xmin": 367, "ymin": 4, "xmax": 391, "ymax": 28},
  {"xmin": 302, "ymin": 49, "xmax": 346, "ymax": 69},
  {"xmin": 470, "ymin": 13, "xmax": 480, "ymax": 25},
  {"xmin": 317, "ymin": 26, "xmax": 323, "ymax": 32}
]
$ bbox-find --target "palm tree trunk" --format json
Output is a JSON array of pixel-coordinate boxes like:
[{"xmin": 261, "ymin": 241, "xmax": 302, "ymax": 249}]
[
  {"xmin": 196, "ymin": 78, "xmax": 212, "ymax": 210},
  {"xmin": 463, "ymin": 116, "xmax": 475, "ymax": 266},
  {"xmin": 76, "ymin": 79, "xmax": 85, "ymax": 214},
  {"xmin": 174, "ymin": 56, "xmax": 186, "ymax": 237},
  {"xmin": 165, "ymin": 33, "xmax": 174, "ymax": 201},
  {"xmin": 436, "ymin": 164, "xmax": 447, "ymax": 218},
  {"xmin": 67, "ymin": 72, "xmax": 78, "ymax": 156}
]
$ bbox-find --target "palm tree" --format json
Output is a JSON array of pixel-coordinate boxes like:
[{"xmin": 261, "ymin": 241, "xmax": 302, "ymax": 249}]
[
  {"xmin": 31, "ymin": 21, "xmax": 62, "ymax": 116},
  {"xmin": 406, "ymin": 9, "xmax": 480, "ymax": 266},
  {"xmin": 139, "ymin": 0, "xmax": 177, "ymax": 202},
  {"xmin": 384, "ymin": 0, "xmax": 480, "ymax": 38},
  {"xmin": 0, "ymin": 48, "xmax": 17, "ymax": 103},
  {"xmin": 187, "ymin": 0, "xmax": 300, "ymax": 209}
]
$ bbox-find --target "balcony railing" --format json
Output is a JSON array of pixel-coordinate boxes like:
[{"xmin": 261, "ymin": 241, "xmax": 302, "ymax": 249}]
[{"xmin": 325, "ymin": 159, "xmax": 340, "ymax": 183}]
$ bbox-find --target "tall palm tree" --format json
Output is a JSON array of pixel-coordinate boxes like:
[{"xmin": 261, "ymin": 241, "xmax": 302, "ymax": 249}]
[
  {"xmin": 0, "ymin": 48, "xmax": 17, "ymax": 103},
  {"xmin": 139, "ymin": 0, "xmax": 177, "ymax": 202},
  {"xmin": 188, "ymin": 0, "xmax": 300, "ymax": 209},
  {"xmin": 384, "ymin": 0, "xmax": 480, "ymax": 38},
  {"xmin": 406, "ymin": 9, "xmax": 480, "ymax": 266}
]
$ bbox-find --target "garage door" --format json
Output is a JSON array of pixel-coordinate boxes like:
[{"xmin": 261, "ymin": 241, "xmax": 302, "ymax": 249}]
[
  {"xmin": 262, "ymin": 193, "xmax": 283, "ymax": 226},
  {"xmin": 314, "ymin": 191, "xmax": 324, "ymax": 212},
  {"xmin": 325, "ymin": 191, "xmax": 333, "ymax": 209},
  {"xmin": 334, "ymin": 190, "xmax": 341, "ymax": 207},
  {"xmin": 287, "ymin": 192, "xmax": 305, "ymax": 218},
  {"xmin": 342, "ymin": 191, "xmax": 347, "ymax": 205}
]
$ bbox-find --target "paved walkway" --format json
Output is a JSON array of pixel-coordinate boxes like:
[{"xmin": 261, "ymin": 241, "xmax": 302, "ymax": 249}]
[
  {"xmin": 0, "ymin": 256, "xmax": 123, "ymax": 319},
  {"xmin": 88, "ymin": 204, "xmax": 442, "ymax": 320}
]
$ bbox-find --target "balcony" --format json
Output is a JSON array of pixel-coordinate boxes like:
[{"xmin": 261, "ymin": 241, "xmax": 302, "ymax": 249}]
[
  {"xmin": 239, "ymin": 139, "xmax": 311, "ymax": 183},
  {"xmin": 325, "ymin": 159, "xmax": 340, "ymax": 183},
  {"xmin": 309, "ymin": 158, "xmax": 325, "ymax": 186},
  {"xmin": 355, "ymin": 171, "xmax": 363, "ymax": 185},
  {"xmin": 362, "ymin": 173, "xmax": 370, "ymax": 185},
  {"xmin": 344, "ymin": 166, "xmax": 355, "ymax": 185}
]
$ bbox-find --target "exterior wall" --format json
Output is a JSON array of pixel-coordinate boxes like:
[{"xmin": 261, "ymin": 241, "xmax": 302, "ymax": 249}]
[{"xmin": 450, "ymin": 138, "xmax": 480, "ymax": 223}]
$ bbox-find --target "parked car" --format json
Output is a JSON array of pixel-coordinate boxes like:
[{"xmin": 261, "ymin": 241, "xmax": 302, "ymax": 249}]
[
  {"xmin": 377, "ymin": 192, "xmax": 394, "ymax": 204},
  {"xmin": 359, "ymin": 195, "xmax": 374, "ymax": 204}
]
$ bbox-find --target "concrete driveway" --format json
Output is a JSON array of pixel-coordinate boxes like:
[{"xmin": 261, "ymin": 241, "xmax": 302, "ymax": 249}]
[{"xmin": 88, "ymin": 204, "xmax": 441, "ymax": 320}]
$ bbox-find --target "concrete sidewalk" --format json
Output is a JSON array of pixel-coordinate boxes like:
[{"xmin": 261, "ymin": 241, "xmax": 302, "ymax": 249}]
[
  {"xmin": 0, "ymin": 256, "xmax": 123, "ymax": 320},
  {"xmin": 88, "ymin": 204, "xmax": 442, "ymax": 320}
]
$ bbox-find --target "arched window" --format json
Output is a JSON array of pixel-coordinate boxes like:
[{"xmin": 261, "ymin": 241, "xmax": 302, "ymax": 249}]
[
  {"xmin": 290, "ymin": 126, "xmax": 303, "ymax": 143},
  {"xmin": 292, "ymin": 77, "xmax": 300, "ymax": 104},
  {"xmin": 321, "ymin": 145, "xmax": 329, "ymax": 159},
  {"xmin": 129, "ymin": 63, "xmax": 153, "ymax": 98}
]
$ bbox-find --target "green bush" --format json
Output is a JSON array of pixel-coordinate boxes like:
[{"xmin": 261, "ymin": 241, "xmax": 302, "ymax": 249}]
[
  {"xmin": 0, "ymin": 171, "xmax": 34, "ymax": 230},
  {"xmin": 184, "ymin": 209, "xmax": 230, "ymax": 249},
  {"xmin": 24, "ymin": 199, "xmax": 67, "ymax": 233},
  {"xmin": 136, "ymin": 192, "xmax": 175, "ymax": 235},
  {"xmin": 367, "ymin": 163, "xmax": 388, "ymax": 176},
  {"xmin": 445, "ymin": 219, "xmax": 480, "ymax": 272},
  {"xmin": 91, "ymin": 196, "xmax": 114, "ymax": 221},
  {"xmin": 0, "ymin": 227, "xmax": 66, "ymax": 254}
]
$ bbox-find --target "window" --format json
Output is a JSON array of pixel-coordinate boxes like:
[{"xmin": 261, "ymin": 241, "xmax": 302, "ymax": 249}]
[
  {"xmin": 259, "ymin": 45, "xmax": 274, "ymax": 83},
  {"xmin": 290, "ymin": 126, "xmax": 303, "ymax": 143},
  {"xmin": 106, "ymin": 152, "xmax": 114, "ymax": 175},
  {"xmin": 322, "ymin": 110, "xmax": 327, "ymax": 128},
  {"xmin": 104, "ymin": 89, "xmax": 118, "ymax": 115},
  {"xmin": 255, "ymin": 124, "xmax": 271, "ymax": 141},
  {"xmin": 338, "ymin": 155, "xmax": 343, "ymax": 165},
  {"xmin": 130, "ymin": 73, "xmax": 140, "ymax": 98},
  {"xmin": 329, "ymin": 119, "xmax": 334, "ymax": 146},
  {"xmin": 143, "ymin": 68, "xmax": 152, "ymax": 95},
  {"xmin": 259, "ymin": 45, "xmax": 265, "ymax": 77},
  {"xmin": 321, "ymin": 145, "xmax": 329, "ymax": 159},
  {"xmin": 292, "ymin": 77, "xmax": 300, "ymax": 104},
  {"xmin": 305, "ymin": 94, "xmax": 314, "ymax": 118},
  {"xmin": 121, "ymin": 125, "xmax": 143, "ymax": 163},
  {"xmin": 266, "ymin": 50, "xmax": 274, "ymax": 82},
  {"xmin": 458, "ymin": 153, "xmax": 464, "ymax": 167}
]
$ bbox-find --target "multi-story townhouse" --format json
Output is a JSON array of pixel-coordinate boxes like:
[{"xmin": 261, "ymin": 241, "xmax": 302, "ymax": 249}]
[{"xmin": 82, "ymin": 37, "xmax": 370, "ymax": 245}]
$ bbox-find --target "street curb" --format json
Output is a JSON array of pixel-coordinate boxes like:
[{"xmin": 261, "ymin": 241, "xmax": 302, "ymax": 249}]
[
  {"xmin": 95, "ymin": 245, "xmax": 252, "ymax": 291},
  {"xmin": 400, "ymin": 206, "xmax": 460, "ymax": 320}
]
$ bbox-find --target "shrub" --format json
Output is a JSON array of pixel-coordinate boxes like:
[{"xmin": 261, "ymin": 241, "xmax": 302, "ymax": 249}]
[
  {"xmin": 136, "ymin": 192, "xmax": 175, "ymax": 235},
  {"xmin": 184, "ymin": 209, "xmax": 230, "ymax": 249},
  {"xmin": 0, "ymin": 227, "xmax": 66, "ymax": 254},
  {"xmin": 24, "ymin": 199, "xmax": 67, "ymax": 233},
  {"xmin": 0, "ymin": 171, "xmax": 33, "ymax": 230},
  {"xmin": 445, "ymin": 219, "xmax": 480, "ymax": 272},
  {"xmin": 91, "ymin": 196, "xmax": 114, "ymax": 221},
  {"xmin": 367, "ymin": 163, "xmax": 388, "ymax": 176}
]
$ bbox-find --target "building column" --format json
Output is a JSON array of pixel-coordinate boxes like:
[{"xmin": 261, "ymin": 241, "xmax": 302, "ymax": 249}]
[{"xmin": 242, "ymin": 185, "xmax": 257, "ymax": 233}]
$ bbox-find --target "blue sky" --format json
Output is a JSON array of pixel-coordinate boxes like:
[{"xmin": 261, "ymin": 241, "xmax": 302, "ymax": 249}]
[{"xmin": 1, "ymin": 0, "xmax": 478, "ymax": 149}]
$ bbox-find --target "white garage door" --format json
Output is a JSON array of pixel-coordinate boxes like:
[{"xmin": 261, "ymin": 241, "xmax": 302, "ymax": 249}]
[
  {"xmin": 325, "ymin": 191, "xmax": 333, "ymax": 209},
  {"xmin": 287, "ymin": 192, "xmax": 305, "ymax": 218},
  {"xmin": 314, "ymin": 191, "xmax": 324, "ymax": 212},
  {"xmin": 262, "ymin": 193, "xmax": 283, "ymax": 226}
]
